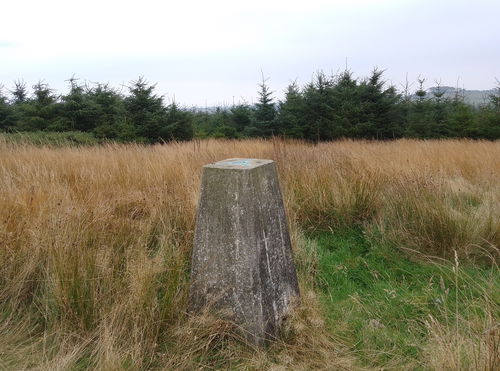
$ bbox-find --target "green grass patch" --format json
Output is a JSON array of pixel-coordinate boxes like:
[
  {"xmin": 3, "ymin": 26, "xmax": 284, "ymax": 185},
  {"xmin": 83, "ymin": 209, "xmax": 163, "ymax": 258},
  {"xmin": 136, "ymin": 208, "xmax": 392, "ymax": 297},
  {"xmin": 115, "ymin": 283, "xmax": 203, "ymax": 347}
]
[
  {"xmin": 313, "ymin": 228, "xmax": 499, "ymax": 368},
  {"xmin": 0, "ymin": 131, "xmax": 100, "ymax": 146}
]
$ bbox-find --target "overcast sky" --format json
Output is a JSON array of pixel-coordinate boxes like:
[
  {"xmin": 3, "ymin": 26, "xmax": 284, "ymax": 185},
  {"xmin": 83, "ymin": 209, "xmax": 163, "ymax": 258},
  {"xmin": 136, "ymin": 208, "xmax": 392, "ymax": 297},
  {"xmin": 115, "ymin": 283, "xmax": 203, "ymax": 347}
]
[{"xmin": 1, "ymin": 0, "xmax": 499, "ymax": 106}]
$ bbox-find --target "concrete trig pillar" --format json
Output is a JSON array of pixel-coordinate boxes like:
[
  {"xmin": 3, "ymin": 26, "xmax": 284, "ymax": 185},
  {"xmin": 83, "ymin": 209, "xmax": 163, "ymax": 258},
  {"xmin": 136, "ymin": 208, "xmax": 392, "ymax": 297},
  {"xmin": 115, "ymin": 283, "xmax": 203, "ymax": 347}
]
[{"xmin": 189, "ymin": 158, "xmax": 300, "ymax": 345}]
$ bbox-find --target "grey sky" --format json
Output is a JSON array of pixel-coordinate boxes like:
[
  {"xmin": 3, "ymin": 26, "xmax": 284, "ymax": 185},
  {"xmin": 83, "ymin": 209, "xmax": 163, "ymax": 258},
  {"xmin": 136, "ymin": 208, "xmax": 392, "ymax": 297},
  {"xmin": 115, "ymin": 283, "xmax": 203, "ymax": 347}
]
[{"xmin": 1, "ymin": 0, "xmax": 498, "ymax": 106}]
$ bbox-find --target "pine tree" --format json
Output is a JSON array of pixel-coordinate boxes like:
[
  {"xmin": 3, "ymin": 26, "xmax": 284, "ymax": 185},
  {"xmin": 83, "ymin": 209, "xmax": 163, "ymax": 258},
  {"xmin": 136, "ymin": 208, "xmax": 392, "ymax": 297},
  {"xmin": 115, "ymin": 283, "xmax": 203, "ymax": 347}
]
[
  {"xmin": 476, "ymin": 83, "xmax": 500, "ymax": 139},
  {"xmin": 488, "ymin": 80, "xmax": 500, "ymax": 111},
  {"xmin": 125, "ymin": 78, "xmax": 193, "ymax": 142},
  {"xmin": 319, "ymin": 70, "xmax": 354, "ymax": 140},
  {"xmin": 11, "ymin": 80, "xmax": 28, "ymax": 104},
  {"xmin": 415, "ymin": 77, "xmax": 427, "ymax": 102},
  {"xmin": 9, "ymin": 80, "xmax": 59, "ymax": 131},
  {"xmin": 448, "ymin": 101, "xmax": 479, "ymax": 138},
  {"xmin": 60, "ymin": 77, "xmax": 95, "ymax": 131},
  {"xmin": 29, "ymin": 81, "xmax": 59, "ymax": 130},
  {"xmin": 254, "ymin": 74, "xmax": 276, "ymax": 137},
  {"xmin": 357, "ymin": 69, "xmax": 402, "ymax": 139},
  {"xmin": 161, "ymin": 102, "xmax": 194, "ymax": 141},
  {"xmin": 124, "ymin": 77, "xmax": 165, "ymax": 142},
  {"xmin": 0, "ymin": 85, "xmax": 13, "ymax": 131},
  {"xmin": 230, "ymin": 104, "xmax": 253, "ymax": 133},
  {"xmin": 278, "ymin": 82, "xmax": 305, "ymax": 138},
  {"xmin": 89, "ymin": 83, "xmax": 127, "ymax": 139},
  {"xmin": 406, "ymin": 78, "xmax": 433, "ymax": 137},
  {"xmin": 430, "ymin": 82, "xmax": 450, "ymax": 138},
  {"xmin": 300, "ymin": 71, "xmax": 338, "ymax": 141}
]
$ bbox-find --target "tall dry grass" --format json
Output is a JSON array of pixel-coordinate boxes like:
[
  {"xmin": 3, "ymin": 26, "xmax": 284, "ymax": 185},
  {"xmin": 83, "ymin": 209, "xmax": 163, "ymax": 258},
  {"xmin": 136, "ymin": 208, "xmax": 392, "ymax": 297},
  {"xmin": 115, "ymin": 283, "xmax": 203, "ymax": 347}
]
[{"xmin": 0, "ymin": 138, "xmax": 498, "ymax": 369}]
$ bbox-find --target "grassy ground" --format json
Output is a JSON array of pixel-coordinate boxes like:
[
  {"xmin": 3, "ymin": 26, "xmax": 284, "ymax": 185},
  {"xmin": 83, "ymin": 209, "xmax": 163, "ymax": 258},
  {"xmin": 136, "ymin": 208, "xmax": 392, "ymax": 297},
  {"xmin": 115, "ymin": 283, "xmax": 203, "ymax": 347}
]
[
  {"xmin": 314, "ymin": 228, "xmax": 499, "ymax": 369},
  {"xmin": 0, "ymin": 131, "xmax": 100, "ymax": 146},
  {"xmin": 0, "ymin": 138, "xmax": 498, "ymax": 369}
]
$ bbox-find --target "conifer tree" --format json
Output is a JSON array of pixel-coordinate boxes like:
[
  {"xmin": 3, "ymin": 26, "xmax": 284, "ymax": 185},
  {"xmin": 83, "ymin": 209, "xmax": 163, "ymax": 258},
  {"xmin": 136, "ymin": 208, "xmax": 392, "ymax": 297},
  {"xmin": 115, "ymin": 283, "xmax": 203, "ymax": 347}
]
[
  {"xmin": 11, "ymin": 80, "xmax": 28, "ymax": 104},
  {"xmin": 254, "ymin": 74, "xmax": 276, "ymax": 137},
  {"xmin": 60, "ymin": 78, "xmax": 95, "ymax": 131},
  {"xmin": 415, "ymin": 77, "xmax": 427, "ymax": 102},
  {"xmin": 430, "ymin": 82, "xmax": 450, "ymax": 137},
  {"xmin": 230, "ymin": 104, "xmax": 253, "ymax": 133},
  {"xmin": 125, "ymin": 77, "xmax": 166, "ymax": 142},
  {"xmin": 88, "ymin": 83, "xmax": 127, "ymax": 139},
  {"xmin": 448, "ymin": 101, "xmax": 478, "ymax": 138},
  {"xmin": 161, "ymin": 102, "xmax": 194, "ymax": 141},
  {"xmin": 278, "ymin": 82, "xmax": 305, "ymax": 138},
  {"xmin": 300, "ymin": 71, "xmax": 338, "ymax": 141},
  {"xmin": 8, "ymin": 80, "xmax": 59, "ymax": 131},
  {"xmin": 406, "ymin": 78, "xmax": 432, "ymax": 137},
  {"xmin": 29, "ymin": 81, "xmax": 59, "ymax": 130},
  {"xmin": 0, "ymin": 85, "xmax": 13, "ymax": 131},
  {"xmin": 331, "ymin": 70, "xmax": 360, "ymax": 138},
  {"xmin": 477, "ymin": 83, "xmax": 500, "ymax": 139},
  {"xmin": 125, "ymin": 78, "xmax": 193, "ymax": 142},
  {"xmin": 357, "ymin": 69, "xmax": 402, "ymax": 139},
  {"xmin": 488, "ymin": 80, "xmax": 500, "ymax": 111}
]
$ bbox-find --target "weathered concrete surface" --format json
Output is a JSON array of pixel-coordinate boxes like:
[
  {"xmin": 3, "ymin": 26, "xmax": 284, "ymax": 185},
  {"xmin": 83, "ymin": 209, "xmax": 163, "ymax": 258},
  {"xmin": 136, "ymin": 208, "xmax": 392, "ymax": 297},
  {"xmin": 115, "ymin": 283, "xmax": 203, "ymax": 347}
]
[{"xmin": 189, "ymin": 158, "xmax": 300, "ymax": 345}]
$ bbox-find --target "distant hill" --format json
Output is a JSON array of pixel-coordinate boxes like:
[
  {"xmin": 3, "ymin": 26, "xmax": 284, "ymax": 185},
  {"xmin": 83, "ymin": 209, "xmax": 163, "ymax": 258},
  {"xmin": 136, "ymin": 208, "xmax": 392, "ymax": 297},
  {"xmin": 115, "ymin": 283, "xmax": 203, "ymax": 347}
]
[{"xmin": 417, "ymin": 86, "xmax": 495, "ymax": 106}]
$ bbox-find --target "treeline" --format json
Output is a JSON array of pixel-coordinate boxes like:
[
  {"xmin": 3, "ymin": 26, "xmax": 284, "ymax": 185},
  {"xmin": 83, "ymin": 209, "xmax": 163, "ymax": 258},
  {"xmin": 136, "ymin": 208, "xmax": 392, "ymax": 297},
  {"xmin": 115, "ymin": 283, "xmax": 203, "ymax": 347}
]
[
  {"xmin": 1, "ymin": 70, "xmax": 499, "ymax": 142},
  {"xmin": 0, "ymin": 78, "xmax": 193, "ymax": 143},
  {"xmin": 195, "ymin": 70, "xmax": 500, "ymax": 140}
]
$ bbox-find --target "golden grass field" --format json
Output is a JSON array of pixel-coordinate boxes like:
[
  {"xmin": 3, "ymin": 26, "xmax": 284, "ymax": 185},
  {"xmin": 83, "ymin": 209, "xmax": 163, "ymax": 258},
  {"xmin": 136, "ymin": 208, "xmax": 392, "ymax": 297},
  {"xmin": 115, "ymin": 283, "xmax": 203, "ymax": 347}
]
[{"xmin": 0, "ymin": 138, "xmax": 498, "ymax": 369}]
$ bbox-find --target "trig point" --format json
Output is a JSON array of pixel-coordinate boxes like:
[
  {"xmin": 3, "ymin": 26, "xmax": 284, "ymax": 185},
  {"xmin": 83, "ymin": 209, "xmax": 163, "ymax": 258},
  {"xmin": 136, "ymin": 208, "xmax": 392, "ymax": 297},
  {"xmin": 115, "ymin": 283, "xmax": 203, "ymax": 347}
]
[{"xmin": 189, "ymin": 158, "xmax": 300, "ymax": 345}]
